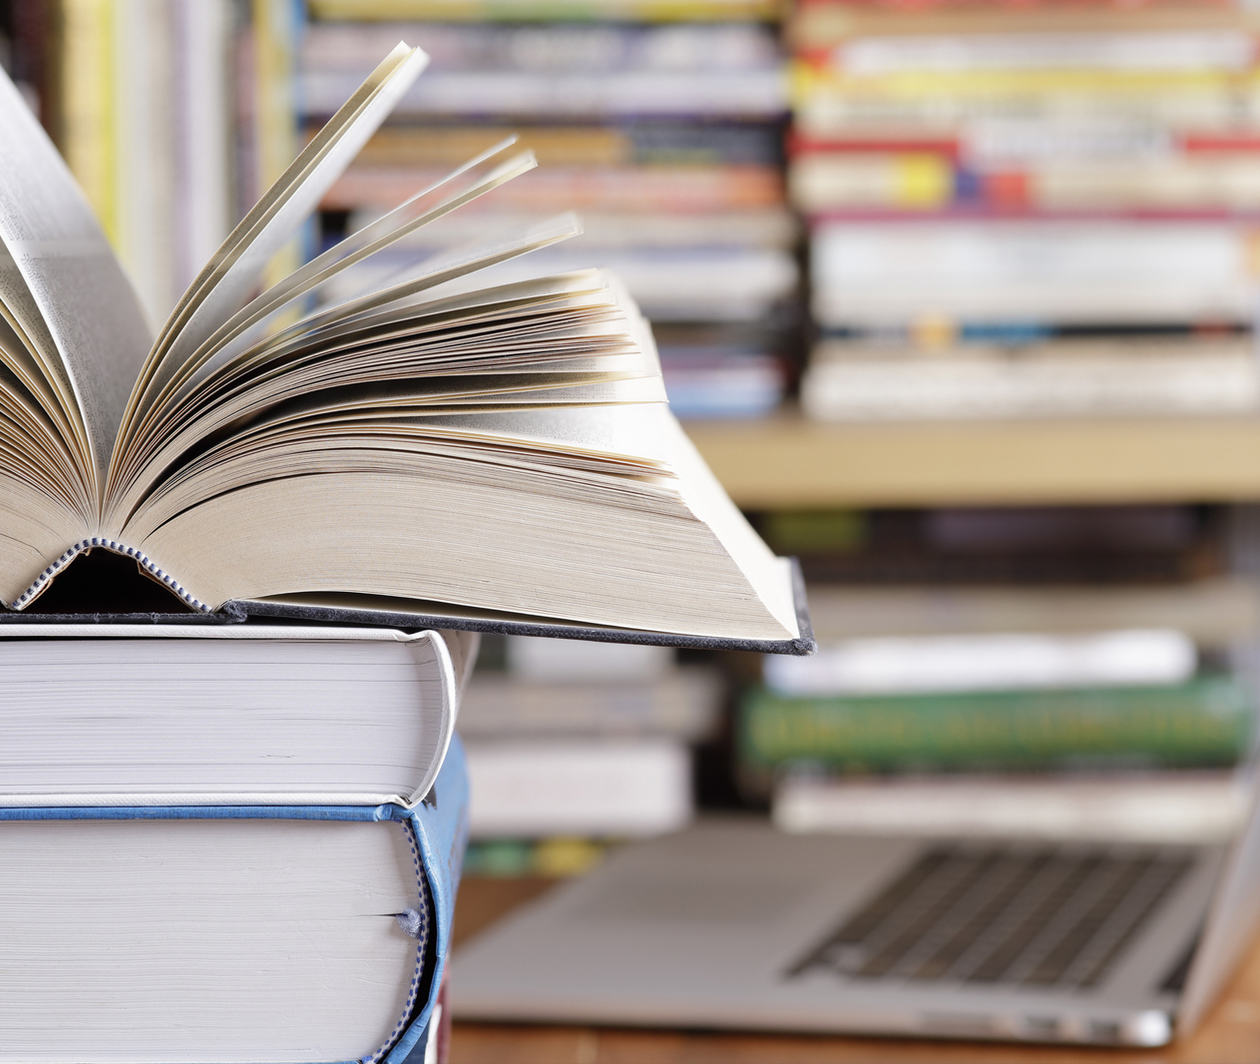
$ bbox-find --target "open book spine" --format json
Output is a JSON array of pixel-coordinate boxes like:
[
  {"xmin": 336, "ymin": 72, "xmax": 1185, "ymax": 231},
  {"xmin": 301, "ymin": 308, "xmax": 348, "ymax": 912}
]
[
  {"xmin": 11, "ymin": 539, "xmax": 213, "ymax": 613},
  {"xmin": 5, "ymin": 555, "xmax": 814, "ymax": 656},
  {"xmin": 0, "ymin": 738, "xmax": 468, "ymax": 1064}
]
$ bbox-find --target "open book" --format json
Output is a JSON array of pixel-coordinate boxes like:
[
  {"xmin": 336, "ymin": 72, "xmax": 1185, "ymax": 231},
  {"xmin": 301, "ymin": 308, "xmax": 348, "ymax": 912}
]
[{"xmin": 0, "ymin": 44, "xmax": 809, "ymax": 650}]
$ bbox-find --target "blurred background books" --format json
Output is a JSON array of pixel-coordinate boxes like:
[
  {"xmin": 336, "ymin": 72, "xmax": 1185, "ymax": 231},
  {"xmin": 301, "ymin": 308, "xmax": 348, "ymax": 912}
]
[{"xmin": 6, "ymin": 0, "xmax": 1260, "ymax": 921}]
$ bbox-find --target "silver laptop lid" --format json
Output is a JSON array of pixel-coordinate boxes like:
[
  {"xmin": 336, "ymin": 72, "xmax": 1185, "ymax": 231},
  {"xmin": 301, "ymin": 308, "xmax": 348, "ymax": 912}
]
[{"xmin": 1178, "ymin": 766, "xmax": 1260, "ymax": 1032}]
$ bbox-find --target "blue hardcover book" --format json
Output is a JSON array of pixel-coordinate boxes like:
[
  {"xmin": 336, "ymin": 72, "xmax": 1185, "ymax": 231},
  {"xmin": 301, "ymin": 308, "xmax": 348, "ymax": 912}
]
[{"xmin": 0, "ymin": 738, "xmax": 468, "ymax": 1064}]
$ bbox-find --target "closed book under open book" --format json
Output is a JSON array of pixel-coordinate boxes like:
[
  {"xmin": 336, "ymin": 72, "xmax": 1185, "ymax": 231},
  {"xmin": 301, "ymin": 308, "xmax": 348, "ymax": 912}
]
[
  {"xmin": 0, "ymin": 736, "xmax": 468, "ymax": 1064},
  {"xmin": 0, "ymin": 46, "xmax": 810, "ymax": 653},
  {"xmin": 0, "ymin": 624, "xmax": 476, "ymax": 807}
]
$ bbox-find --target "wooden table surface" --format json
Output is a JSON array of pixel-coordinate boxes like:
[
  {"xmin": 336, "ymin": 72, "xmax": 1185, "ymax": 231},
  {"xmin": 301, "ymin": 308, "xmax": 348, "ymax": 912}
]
[{"xmin": 449, "ymin": 876, "xmax": 1260, "ymax": 1064}]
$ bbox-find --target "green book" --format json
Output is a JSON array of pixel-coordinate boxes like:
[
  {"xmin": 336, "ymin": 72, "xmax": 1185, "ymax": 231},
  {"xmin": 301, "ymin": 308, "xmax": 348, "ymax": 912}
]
[{"xmin": 739, "ymin": 676, "xmax": 1255, "ymax": 775}]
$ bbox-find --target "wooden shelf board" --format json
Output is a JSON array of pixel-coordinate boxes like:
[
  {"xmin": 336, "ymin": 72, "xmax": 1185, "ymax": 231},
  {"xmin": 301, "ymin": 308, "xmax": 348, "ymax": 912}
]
[{"xmin": 685, "ymin": 413, "xmax": 1260, "ymax": 508}]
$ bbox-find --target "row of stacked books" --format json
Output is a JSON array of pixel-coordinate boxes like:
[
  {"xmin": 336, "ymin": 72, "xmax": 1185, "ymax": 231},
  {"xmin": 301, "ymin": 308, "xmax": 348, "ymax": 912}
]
[
  {"xmin": 22, "ymin": 0, "xmax": 1260, "ymax": 424},
  {"xmin": 742, "ymin": 503, "xmax": 1257, "ymax": 842},
  {"xmin": 299, "ymin": 0, "xmax": 799, "ymax": 419},
  {"xmin": 790, "ymin": 0, "xmax": 1260, "ymax": 419},
  {"xmin": 462, "ymin": 634, "xmax": 724, "ymax": 876},
  {"xmin": 755, "ymin": 1, "xmax": 1260, "ymax": 845},
  {"xmin": 12, "ymin": 0, "xmax": 237, "ymax": 331},
  {"xmin": 0, "ymin": 623, "xmax": 474, "ymax": 1063}
]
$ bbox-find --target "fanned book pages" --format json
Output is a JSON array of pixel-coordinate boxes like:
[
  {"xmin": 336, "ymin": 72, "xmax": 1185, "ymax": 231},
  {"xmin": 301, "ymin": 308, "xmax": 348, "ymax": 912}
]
[{"xmin": 0, "ymin": 45, "xmax": 810, "ymax": 652}]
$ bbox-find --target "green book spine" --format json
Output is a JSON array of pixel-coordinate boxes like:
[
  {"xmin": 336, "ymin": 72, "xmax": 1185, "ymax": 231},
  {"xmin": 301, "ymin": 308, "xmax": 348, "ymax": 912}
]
[{"xmin": 739, "ymin": 676, "xmax": 1255, "ymax": 774}]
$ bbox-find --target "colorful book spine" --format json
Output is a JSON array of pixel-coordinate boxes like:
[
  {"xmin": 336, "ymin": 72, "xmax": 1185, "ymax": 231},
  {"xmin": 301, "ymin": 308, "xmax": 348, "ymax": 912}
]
[
  {"xmin": 739, "ymin": 676, "xmax": 1255, "ymax": 774},
  {"xmin": 307, "ymin": 0, "xmax": 785, "ymax": 21},
  {"xmin": 54, "ymin": 0, "xmax": 118, "ymax": 244},
  {"xmin": 251, "ymin": 0, "xmax": 302, "ymax": 294}
]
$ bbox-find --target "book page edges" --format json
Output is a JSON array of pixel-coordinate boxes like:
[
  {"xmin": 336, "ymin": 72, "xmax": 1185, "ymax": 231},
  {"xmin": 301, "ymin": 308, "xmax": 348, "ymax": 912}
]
[
  {"xmin": 5, "ymin": 548, "xmax": 813, "ymax": 654},
  {"xmin": 3, "ymin": 559, "xmax": 813, "ymax": 653},
  {"xmin": 0, "ymin": 624, "xmax": 459, "ymax": 809},
  {"xmin": 0, "ymin": 790, "xmax": 419, "ymax": 808},
  {"xmin": 235, "ymin": 559, "xmax": 815, "ymax": 655},
  {"xmin": 0, "ymin": 785, "xmax": 465, "ymax": 1064},
  {"xmin": 0, "ymin": 622, "xmax": 447, "ymax": 641}
]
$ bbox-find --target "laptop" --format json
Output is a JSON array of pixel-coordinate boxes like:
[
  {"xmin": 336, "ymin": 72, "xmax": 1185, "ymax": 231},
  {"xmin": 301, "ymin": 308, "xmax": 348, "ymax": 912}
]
[{"xmin": 451, "ymin": 776, "xmax": 1260, "ymax": 1047}]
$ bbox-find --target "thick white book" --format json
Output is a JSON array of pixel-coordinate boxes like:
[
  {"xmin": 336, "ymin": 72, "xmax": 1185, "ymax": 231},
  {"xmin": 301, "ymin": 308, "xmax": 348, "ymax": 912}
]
[
  {"xmin": 802, "ymin": 339, "xmax": 1260, "ymax": 420},
  {"xmin": 0, "ymin": 741, "xmax": 469, "ymax": 1064},
  {"xmin": 458, "ymin": 669, "xmax": 722, "ymax": 742},
  {"xmin": 764, "ymin": 628, "xmax": 1196, "ymax": 697},
  {"xmin": 772, "ymin": 769, "xmax": 1250, "ymax": 844},
  {"xmin": 464, "ymin": 736, "xmax": 693, "ymax": 838},
  {"xmin": 811, "ymin": 220, "xmax": 1260, "ymax": 327},
  {"xmin": 0, "ymin": 624, "xmax": 476, "ymax": 808}
]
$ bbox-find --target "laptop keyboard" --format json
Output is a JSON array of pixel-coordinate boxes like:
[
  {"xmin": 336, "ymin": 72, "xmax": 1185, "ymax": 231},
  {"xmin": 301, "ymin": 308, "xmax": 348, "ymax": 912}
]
[{"xmin": 788, "ymin": 845, "xmax": 1193, "ymax": 991}]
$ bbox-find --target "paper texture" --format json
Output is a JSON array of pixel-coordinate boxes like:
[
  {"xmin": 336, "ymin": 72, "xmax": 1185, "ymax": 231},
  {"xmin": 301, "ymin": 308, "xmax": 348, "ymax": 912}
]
[
  {"xmin": 0, "ymin": 67, "xmax": 151, "ymax": 488},
  {"xmin": 0, "ymin": 738, "xmax": 467, "ymax": 1064}
]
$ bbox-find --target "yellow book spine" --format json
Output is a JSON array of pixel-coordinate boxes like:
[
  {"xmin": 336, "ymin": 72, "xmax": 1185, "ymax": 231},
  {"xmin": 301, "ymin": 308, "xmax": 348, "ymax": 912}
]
[
  {"xmin": 794, "ymin": 63, "xmax": 1260, "ymax": 100},
  {"xmin": 252, "ymin": 0, "xmax": 300, "ymax": 297},
  {"xmin": 892, "ymin": 155, "xmax": 952, "ymax": 209},
  {"xmin": 308, "ymin": 0, "xmax": 783, "ymax": 20},
  {"xmin": 56, "ymin": 0, "xmax": 118, "ymax": 245}
]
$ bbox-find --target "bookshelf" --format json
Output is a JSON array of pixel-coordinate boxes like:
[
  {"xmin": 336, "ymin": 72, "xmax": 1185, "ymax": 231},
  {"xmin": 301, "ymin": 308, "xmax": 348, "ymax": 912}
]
[
  {"xmin": 10, "ymin": 0, "xmax": 1260, "ymax": 900},
  {"xmin": 687, "ymin": 413, "xmax": 1260, "ymax": 508}
]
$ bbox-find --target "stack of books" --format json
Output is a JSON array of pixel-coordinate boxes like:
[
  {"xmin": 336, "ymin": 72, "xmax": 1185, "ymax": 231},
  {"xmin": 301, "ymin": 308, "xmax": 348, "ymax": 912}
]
[
  {"xmin": 461, "ymin": 635, "xmax": 724, "ymax": 871},
  {"xmin": 743, "ymin": 630, "xmax": 1255, "ymax": 842},
  {"xmin": 0, "ymin": 624, "xmax": 475, "ymax": 1064},
  {"xmin": 297, "ymin": 0, "xmax": 798, "ymax": 420},
  {"xmin": 788, "ymin": 0, "xmax": 1260, "ymax": 420},
  {"xmin": 745, "ymin": 502, "xmax": 1257, "ymax": 844},
  {"xmin": 0, "ymin": 39, "xmax": 810, "ymax": 1062}
]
